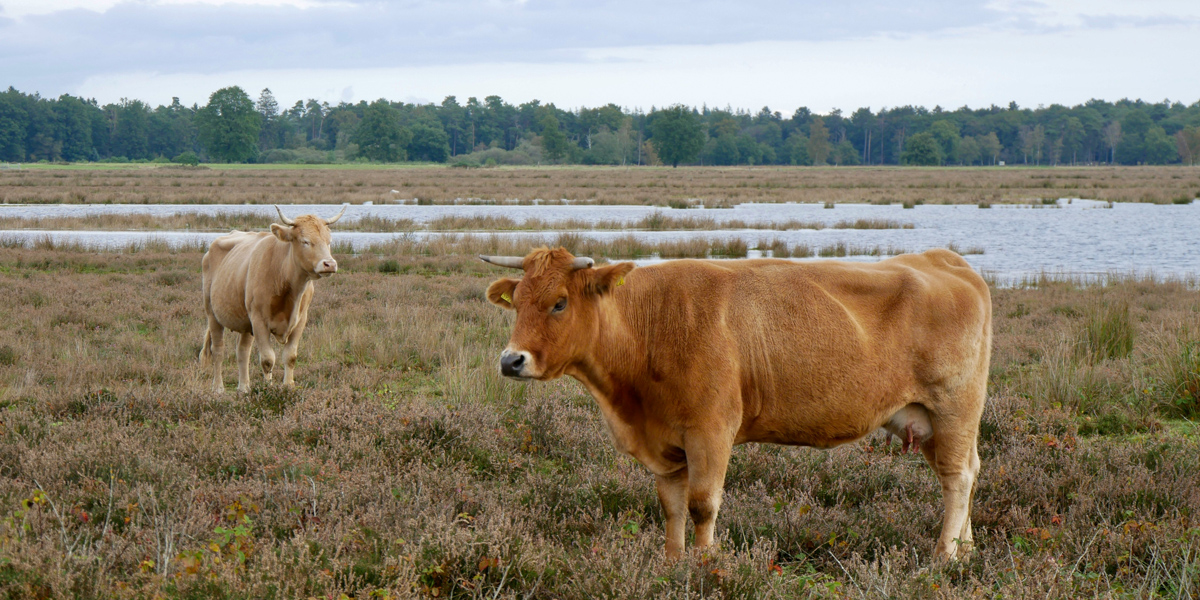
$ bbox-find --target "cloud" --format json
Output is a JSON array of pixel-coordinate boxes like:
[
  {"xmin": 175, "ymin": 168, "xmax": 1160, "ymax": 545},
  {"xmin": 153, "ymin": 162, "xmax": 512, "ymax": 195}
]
[
  {"xmin": 0, "ymin": 0, "xmax": 333, "ymax": 18},
  {"xmin": 2, "ymin": 0, "xmax": 1198, "ymax": 109},
  {"xmin": 986, "ymin": 0, "xmax": 1200, "ymax": 29},
  {"xmin": 73, "ymin": 25, "xmax": 1200, "ymax": 114},
  {"xmin": 1, "ymin": 0, "xmax": 998, "ymax": 90}
]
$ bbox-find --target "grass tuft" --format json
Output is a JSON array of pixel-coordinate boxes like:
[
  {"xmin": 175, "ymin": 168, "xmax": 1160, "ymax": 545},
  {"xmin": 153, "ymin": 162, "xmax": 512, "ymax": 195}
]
[{"xmin": 1080, "ymin": 301, "xmax": 1134, "ymax": 362}]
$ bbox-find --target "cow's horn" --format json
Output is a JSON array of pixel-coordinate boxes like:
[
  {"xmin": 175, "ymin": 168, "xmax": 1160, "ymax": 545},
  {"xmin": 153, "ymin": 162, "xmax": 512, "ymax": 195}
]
[
  {"xmin": 273, "ymin": 205, "xmax": 295, "ymax": 226},
  {"xmin": 325, "ymin": 203, "xmax": 348, "ymax": 225},
  {"xmin": 571, "ymin": 257, "xmax": 594, "ymax": 270},
  {"xmin": 479, "ymin": 255, "xmax": 525, "ymax": 269}
]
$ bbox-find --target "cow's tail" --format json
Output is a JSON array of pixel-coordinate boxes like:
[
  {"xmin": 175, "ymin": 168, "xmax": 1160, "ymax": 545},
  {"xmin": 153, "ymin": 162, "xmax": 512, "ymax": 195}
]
[{"xmin": 199, "ymin": 329, "xmax": 213, "ymax": 367}]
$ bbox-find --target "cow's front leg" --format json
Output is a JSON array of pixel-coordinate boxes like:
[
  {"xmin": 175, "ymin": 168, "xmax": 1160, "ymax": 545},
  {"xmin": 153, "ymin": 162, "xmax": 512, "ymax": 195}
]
[
  {"xmin": 684, "ymin": 431, "xmax": 734, "ymax": 550},
  {"xmin": 279, "ymin": 296, "xmax": 311, "ymax": 388},
  {"xmin": 655, "ymin": 470, "xmax": 688, "ymax": 560},
  {"xmin": 235, "ymin": 332, "xmax": 254, "ymax": 393},
  {"xmin": 250, "ymin": 316, "xmax": 276, "ymax": 383}
]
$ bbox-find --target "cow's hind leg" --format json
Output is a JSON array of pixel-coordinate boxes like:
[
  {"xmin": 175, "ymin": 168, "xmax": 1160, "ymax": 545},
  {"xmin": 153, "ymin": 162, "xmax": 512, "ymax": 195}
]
[
  {"xmin": 203, "ymin": 320, "xmax": 225, "ymax": 393},
  {"xmin": 236, "ymin": 333, "xmax": 255, "ymax": 393},
  {"xmin": 925, "ymin": 391, "xmax": 985, "ymax": 561}
]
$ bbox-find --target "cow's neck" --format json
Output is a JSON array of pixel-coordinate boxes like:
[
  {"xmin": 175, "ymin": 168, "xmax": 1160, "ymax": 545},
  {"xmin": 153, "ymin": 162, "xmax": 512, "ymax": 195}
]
[
  {"xmin": 572, "ymin": 299, "xmax": 643, "ymax": 394},
  {"xmin": 569, "ymin": 298, "xmax": 678, "ymax": 470},
  {"xmin": 270, "ymin": 242, "xmax": 317, "ymax": 300}
]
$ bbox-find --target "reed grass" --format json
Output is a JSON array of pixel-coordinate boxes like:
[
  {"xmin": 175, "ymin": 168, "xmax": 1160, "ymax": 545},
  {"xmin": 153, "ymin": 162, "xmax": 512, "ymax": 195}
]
[
  {"xmin": 0, "ymin": 213, "xmax": 914, "ymax": 233},
  {"xmin": 1079, "ymin": 301, "xmax": 1135, "ymax": 362}
]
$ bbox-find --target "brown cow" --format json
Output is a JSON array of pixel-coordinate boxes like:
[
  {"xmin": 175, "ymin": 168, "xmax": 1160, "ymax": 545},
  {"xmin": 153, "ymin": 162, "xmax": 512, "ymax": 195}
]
[
  {"xmin": 199, "ymin": 205, "xmax": 346, "ymax": 393},
  {"xmin": 482, "ymin": 247, "xmax": 991, "ymax": 561}
]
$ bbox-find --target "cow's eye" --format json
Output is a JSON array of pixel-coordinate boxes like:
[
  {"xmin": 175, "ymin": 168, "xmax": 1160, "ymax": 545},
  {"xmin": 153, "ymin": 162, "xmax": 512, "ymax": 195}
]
[
  {"xmin": 551, "ymin": 298, "xmax": 568, "ymax": 314},
  {"xmin": 302, "ymin": 240, "xmax": 311, "ymax": 247}
]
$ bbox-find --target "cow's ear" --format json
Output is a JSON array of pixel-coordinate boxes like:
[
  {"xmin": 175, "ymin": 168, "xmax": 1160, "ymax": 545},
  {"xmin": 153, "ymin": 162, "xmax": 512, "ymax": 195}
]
[
  {"xmin": 587, "ymin": 262, "xmax": 635, "ymax": 296},
  {"xmin": 487, "ymin": 278, "xmax": 520, "ymax": 310},
  {"xmin": 271, "ymin": 223, "xmax": 294, "ymax": 242}
]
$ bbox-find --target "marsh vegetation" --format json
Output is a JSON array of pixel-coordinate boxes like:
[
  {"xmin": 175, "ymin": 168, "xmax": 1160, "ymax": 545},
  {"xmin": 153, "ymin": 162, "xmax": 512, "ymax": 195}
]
[
  {"xmin": 2, "ymin": 164, "xmax": 1198, "ymax": 206},
  {"xmin": 0, "ymin": 242, "xmax": 1197, "ymax": 598}
]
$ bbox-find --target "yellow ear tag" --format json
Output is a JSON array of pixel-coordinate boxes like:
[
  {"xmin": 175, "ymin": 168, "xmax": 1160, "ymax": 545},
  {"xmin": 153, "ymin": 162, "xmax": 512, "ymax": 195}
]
[
  {"xmin": 617, "ymin": 276, "xmax": 625, "ymax": 287},
  {"xmin": 501, "ymin": 292, "xmax": 512, "ymax": 304}
]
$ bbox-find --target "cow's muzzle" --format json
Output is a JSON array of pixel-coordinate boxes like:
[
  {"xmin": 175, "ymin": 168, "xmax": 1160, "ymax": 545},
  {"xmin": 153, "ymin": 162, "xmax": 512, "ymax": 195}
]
[
  {"xmin": 316, "ymin": 259, "xmax": 338, "ymax": 277},
  {"xmin": 499, "ymin": 349, "xmax": 533, "ymax": 379}
]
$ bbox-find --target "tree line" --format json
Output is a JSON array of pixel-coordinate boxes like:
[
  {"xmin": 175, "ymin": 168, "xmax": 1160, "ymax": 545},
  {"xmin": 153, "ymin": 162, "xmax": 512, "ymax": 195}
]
[{"xmin": 1, "ymin": 85, "xmax": 1199, "ymax": 167}]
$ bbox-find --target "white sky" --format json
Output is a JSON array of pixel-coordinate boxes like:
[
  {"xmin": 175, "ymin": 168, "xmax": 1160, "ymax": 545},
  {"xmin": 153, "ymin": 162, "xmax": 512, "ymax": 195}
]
[{"xmin": 2, "ymin": 0, "xmax": 1198, "ymax": 112}]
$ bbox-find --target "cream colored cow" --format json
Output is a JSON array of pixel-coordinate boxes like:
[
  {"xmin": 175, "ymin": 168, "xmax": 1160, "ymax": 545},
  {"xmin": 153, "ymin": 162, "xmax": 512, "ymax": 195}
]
[{"xmin": 199, "ymin": 205, "xmax": 346, "ymax": 392}]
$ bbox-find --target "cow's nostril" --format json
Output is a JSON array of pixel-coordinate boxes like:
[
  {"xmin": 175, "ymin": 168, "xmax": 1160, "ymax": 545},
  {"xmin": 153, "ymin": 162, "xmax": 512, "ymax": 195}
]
[{"xmin": 500, "ymin": 352, "xmax": 526, "ymax": 377}]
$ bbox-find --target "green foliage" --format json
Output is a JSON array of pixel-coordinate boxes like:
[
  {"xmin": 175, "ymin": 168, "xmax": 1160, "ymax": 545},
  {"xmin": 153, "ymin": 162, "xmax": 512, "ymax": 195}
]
[
  {"xmin": 785, "ymin": 133, "xmax": 810, "ymax": 165},
  {"xmin": 977, "ymin": 132, "xmax": 1001, "ymax": 165},
  {"xmin": 0, "ymin": 84, "xmax": 1198, "ymax": 166},
  {"xmin": 171, "ymin": 151, "xmax": 199, "ymax": 166},
  {"xmin": 928, "ymin": 120, "xmax": 960, "ymax": 162},
  {"xmin": 352, "ymin": 100, "xmax": 410, "ymax": 163},
  {"xmin": 112, "ymin": 99, "xmax": 151, "ymax": 160},
  {"xmin": 957, "ymin": 135, "xmax": 981, "ymax": 165},
  {"xmin": 708, "ymin": 134, "xmax": 739, "ymax": 165},
  {"xmin": 1143, "ymin": 126, "xmax": 1178, "ymax": 165},
  {"xmin": 900, "ymin": 132, "xmax": 943, "ymax": 166},
  {"xmin": 833, "ymin": 140, "xmax": 860, "ymax": 166},
  {"xmin": 259, "ymin": 148, "xmax": 334, "ymax": 164},
  {"xmin": 407, "ymin": 122, "xmax": 450, "ymax": 163},
  {"xmin": 807, "ymin": 117, "xmax": 831, "ymax": 165},
  {"xmin": 539, "ymin": 115, "xmax": 569, "ymax": 162},
  {"xmin": 195, "ymin": 86, "xmax": 261, "ymax": 163},
  {"xmin": 1177, "ymin": 126, "xmax": 1200, "ymax": 165},
  {"xmin": 650, "ymin": 105, "xmax": 704, "ymax": 167}
]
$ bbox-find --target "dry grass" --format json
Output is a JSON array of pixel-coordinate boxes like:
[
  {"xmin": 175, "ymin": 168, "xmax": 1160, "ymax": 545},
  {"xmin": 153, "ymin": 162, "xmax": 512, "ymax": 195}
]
[
  {"xmin": 2, "ymin": 164, "xmax": 1198, "ymax": 206},
  {"xmin": 0, "ymin": 245, "xmax": 1197, "ymax": 598},
  {"xmin": 0, "ymin": 230, "xmax": 933, "ymax": 261},
  {"xmin": 0, "ymin": 213, "xmax": 912, "ymax": 233}
]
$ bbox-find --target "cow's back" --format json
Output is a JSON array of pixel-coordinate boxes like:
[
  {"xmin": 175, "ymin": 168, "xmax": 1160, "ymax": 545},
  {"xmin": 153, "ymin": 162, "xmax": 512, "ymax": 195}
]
[
  {"xmin": 202, "ymin": 231, "xmax": 273, "ymax": 333},
  {"xmin": 617, "ymin": 249, "xmax": 990, "ymax": 447}
]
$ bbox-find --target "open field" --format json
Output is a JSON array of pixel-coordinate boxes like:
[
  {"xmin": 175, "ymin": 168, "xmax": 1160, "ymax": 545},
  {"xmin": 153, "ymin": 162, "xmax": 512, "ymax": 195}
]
[
  {"xmin": 0, "ymin": 245, "xmax": 1197, "ymax": 598},
  {"xmin": 1, "ymin": 165, "xmax": 1199, "ymax": 206}
]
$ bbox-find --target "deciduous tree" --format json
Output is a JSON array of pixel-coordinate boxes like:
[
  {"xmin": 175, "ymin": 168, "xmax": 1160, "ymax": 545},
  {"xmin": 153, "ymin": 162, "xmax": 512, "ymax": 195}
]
[
  {"xmin": 650, "ymin": 105, "xmax": 704, "ymax": 167},
  {"xmin": 407, "ymin": 122, "xmax": 451, "ymax": 163},
  {"xmin": 539, "ymin": 114, "xmax": 569, "ymax": 161},
  {"xmin": 807, "ymin": 117, "xmax": 831, "ymax": 165},
  {"xmin": 352, "ymin": 100, "xmax": 409, "ymax": 162},
  {"xmin": 900, "ymin": 132, "xmax": 943, "ymax": 166},
  {"xmin": 196, "ymin": 86, "xmax": 260, "ymax": 163},
  {"xmin": 978, "ymin": 133, "xmax": 1000, "ymax": 165},
  {"xmin": 1176, "ymin": 126, "xmax": 1200, "ymax": 166}
]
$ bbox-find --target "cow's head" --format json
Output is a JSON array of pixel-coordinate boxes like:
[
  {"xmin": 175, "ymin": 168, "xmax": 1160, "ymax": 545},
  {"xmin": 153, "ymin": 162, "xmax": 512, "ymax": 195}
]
[
  {"xmin": 271, "ymin": 204, "xmax": 347, "ymax": 278},
  {"xmin": 482, "ymin": 247, "xmax": 635, "ymax": 380}
]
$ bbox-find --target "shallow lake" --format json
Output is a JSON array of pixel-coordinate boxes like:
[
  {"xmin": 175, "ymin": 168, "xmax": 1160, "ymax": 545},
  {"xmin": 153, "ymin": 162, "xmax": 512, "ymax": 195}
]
[{"xmin": 1, "ymin": 200, "xmax": 1197, "ymax": 282}]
